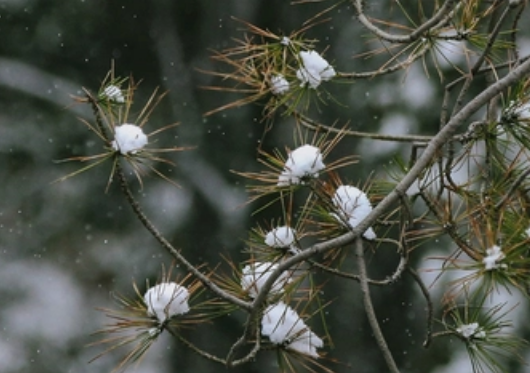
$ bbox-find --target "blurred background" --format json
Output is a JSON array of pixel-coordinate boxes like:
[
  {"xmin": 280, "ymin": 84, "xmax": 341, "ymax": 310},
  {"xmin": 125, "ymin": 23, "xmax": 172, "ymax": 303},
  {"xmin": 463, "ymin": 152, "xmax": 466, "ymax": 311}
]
[{"xmin": 1, "ymin": 0, "xmax": 530, "ymax": 372}]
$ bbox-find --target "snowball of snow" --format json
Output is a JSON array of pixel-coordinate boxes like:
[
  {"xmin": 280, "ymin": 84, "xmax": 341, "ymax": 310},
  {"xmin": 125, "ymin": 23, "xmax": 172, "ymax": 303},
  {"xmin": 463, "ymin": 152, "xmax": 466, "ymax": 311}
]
[
  {"xmin": 482, "ymin": 245, "xmax": 505, "ymax": 270},
  {"xmin": 241, "ymin": 262, "xmax": 290, "ymax": 298},
  {"xmin": 270, "ymin": 74, "xmax": 290, "ymax": 95},
  {"xmin": 102, "ymin": 85, "xmax": 125, "ymax": 103},
  {"xmin": 296, "ymin": 50, "xmax": 336, "ymax": 89},
  {"xmin": 265, "ymin": 226, "xmax": 296, "ymax": 248},
  {"xmin": 144, "ymin": 282, "xmax": 190, "ymax": 323},
  {"xmin": 277, "ymin": 145, "xmax": 325, "ymax": 186},
  {"xmin": 112, "ymin": 124, "xmax": 148, "ymax": 155},
  {"xmin": 261, "ymin": 301, "xmax": 323, "ymax": 357},
  {"xmin": 332, "ymin": 185, "xmax": 376, "ymax": 240},
  {"xmin": 280, "ymin": 36, "xmax": 291, "ymax": 46},
  {"xmin": 526, "ymin": 226, "xmax": 530, "ymax": 238},
  {"xmin": 456, "ymin": 322, "xmax": 486, "ymax": 339}
]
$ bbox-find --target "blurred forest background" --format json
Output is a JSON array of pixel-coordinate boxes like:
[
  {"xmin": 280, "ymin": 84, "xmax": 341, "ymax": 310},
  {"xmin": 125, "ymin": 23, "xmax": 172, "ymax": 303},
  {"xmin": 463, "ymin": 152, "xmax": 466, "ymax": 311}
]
[{"xmin": 1, "ymin": 0, "xmax": 530, "ymax": 372}]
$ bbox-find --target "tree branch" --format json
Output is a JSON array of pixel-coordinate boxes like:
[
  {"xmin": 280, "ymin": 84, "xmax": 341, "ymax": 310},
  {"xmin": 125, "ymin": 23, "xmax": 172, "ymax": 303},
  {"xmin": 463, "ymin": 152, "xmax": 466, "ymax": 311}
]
[
  {"xmin": 116, "ymin": 163, "xmax": 252, "ymax": 311},
  {"xmin": 352, "ymin": 0, "xmax": 458, "ymax": 44},
  {"xmin": 355, "ymin": 237, "xmax": 400, "ymax": 373}
]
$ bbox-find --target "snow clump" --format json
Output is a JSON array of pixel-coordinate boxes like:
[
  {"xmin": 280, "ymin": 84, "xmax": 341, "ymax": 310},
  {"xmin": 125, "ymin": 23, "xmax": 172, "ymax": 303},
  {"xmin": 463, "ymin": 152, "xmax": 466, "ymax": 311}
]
[
  {"xmin": 296, "ymin": 50, "xmax": 336, "ymax": 89},
  {"xmin": 112, "ymin": 124, "xmax": 148, "ymax": 155},
  {"xmin": 482, "ymin": 245, "xmax": 506, "ymax": 271},
  {"xmin": 277, "ymin": 145, "xmax": 325, "ymax": 186},
  {"xmin": 332, "ymin": 185, "xmax": 376, "ymax": 240},
  {"xmin": 261, "ymin": 301, "xmax": 323, "ymax": 357},
  {"xmin": 280, "ymin": 36, "xmax": 291, "ymax": 46},
  {"xmin": 240, "ymin": 262, "xmax": 290, "ymax": 298},
  {"xmin": 102, "ymin": 85, "xmax": 125, "ymax": 103},
  {"xmin": 144, "ymin": 282, "xmax": 190, "ymax": 323},
  {"xmin": 270, "ymin": 74, "xmax": 290, "ymax": 95},
  {"xmin": 456, "ymin": 322, "xmax": 486, "ymax": 339},
  {"xmin": 265, "ymin": 226, "xmax": 296, "ymax": 248}
]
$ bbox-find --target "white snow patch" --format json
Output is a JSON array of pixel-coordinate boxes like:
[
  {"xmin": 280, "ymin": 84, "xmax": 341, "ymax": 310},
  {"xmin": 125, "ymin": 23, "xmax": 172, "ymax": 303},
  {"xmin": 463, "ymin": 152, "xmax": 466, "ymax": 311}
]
[
  {"xmin": 240, "ymin": 262, "xmax": 290, "ymax": 298},
  {"xmin": 265, "ymin": 226, "xmax": 296, "ymax": 248},
  {"xmin": 331, "ymin": 185, "xmax": 376, "ymax": 240},
  {"xmin": 102, "ymin": 85, "xmax": 125, "ymax": 103},
  {"xmin": 261, "ymin": 301, "xmax": 323, "ymax": 357},
  {"xmin": 112, "ymin": 123, "xmax": 148, "ymax": 155},
  {"xmin": 456, "ymin": 322, "xmax": 486, "ymax": 339},
  {"xmin": 482, "ymin": 245, "xmax": 505, "ymax": 271},
  {"xmin": 280, "ymin": 36, "xmax": 291, "ymax": 46},
  {"xmin": 144, "ymin": 282, "xmax": 190, "ymax": 323},
  {"xmin": 270, "ymin": 74, "xmax": 290, "ymax": 95},
  {"xmin": 296, "ymin": 50, "xmax": 336, "ymax": 89},
  {"xmin": 277, "ymin": 145, "xmax": 325, "ymax": 186}
]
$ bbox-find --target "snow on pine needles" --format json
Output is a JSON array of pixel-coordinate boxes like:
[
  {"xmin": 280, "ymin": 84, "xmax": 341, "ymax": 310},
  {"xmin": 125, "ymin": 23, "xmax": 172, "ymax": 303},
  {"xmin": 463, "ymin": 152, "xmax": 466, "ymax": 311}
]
[
  {"xmin": 261, "ymin": 301, "xmax": 323, "ymax": 358},
  {"xmin": 296, "ymin": 50, "xmax": 336, "ymax": 89},
  {"xmin": 278, "ymin": 145, "xmax": 325, "ymax": 186},
  {"xmin": 144, "ymin": 282, "xmax": 190, "ymax": 323},
  {"xmin": 332, "ymin": 185, "xmax": 376, "ymax": 240},
  {"xmin": 112, "ymin": 123, "xmax": 148, "ymax": 155}
]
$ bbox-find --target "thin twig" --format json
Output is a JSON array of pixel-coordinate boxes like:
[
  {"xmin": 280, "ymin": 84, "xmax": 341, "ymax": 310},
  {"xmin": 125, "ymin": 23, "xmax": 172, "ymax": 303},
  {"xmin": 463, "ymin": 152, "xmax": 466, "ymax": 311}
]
[
  {"xmin": 338, "ymin": 42, "xmax": 430, "ymax": 79},
  {"xmin": 310, "ymin": 247, "xmax": 408, "ymax": 286},
  {"xmin": 229, "ymin": 324, "xmax": 262, "ymax": 367},
  {"xmin": 352, "ymin": 0, "xmax": 457, "ymax": 44},
  {"xmin": 115, "ymin": 163, "xmax": 252, "ymax": 311},
  {"xmin": 355, "ymin": 237, "xmax": 400, "ymax": 373},
  {"xmin": 470, "ymin": 3, "xmax": 512, "ymax": 76},
  {"xmin": 295, "ymin": 112, "xmax": 434, "ymax": 143},
  {"xmin": 225, "ymin": 316, "xmax": 261, "ymax": 367},
  {"xmin": 406, "ymin": 268, "xmax": 434, "ymax": 348},
  {"xmin": 508, "ymin": 0, "xmax": 527, "ymax": 63}
]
